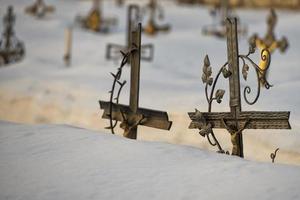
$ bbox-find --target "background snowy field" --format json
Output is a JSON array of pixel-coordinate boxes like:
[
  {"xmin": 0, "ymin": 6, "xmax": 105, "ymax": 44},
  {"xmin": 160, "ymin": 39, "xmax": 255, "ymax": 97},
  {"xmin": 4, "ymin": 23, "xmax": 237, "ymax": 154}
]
[{"xmin": 0, "ymin": 0, "xmax": 300, "ymax": 165}]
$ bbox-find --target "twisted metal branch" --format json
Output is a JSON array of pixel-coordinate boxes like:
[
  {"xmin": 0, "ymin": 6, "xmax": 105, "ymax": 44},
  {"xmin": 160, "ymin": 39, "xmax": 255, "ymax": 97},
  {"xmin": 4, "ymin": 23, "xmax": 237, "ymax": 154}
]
[
  {"xmin": 270, "ymin": 148, "xmax": 279, "ymax": 163},
  {"xmin": 107, "ymin": 46, "xmax": 137, "ymax": 134},
  {"xmin": 204, "ymin": 62, "xmax": 229, "ymax": 153}
]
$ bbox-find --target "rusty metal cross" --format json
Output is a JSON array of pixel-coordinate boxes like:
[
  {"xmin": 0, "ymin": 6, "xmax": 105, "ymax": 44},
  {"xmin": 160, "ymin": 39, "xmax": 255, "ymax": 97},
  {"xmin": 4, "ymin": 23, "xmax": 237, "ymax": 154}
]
[
  {"xmin": 189, "ymin": 18, "xmax": 291, "ymax": 157},
  {"xmin": 100, "ymin": 23, "xmax": 172, "ymax": 139},
  {"xmin": 106, "ymin": 5, "xmax": 153, "ymax": 63}
]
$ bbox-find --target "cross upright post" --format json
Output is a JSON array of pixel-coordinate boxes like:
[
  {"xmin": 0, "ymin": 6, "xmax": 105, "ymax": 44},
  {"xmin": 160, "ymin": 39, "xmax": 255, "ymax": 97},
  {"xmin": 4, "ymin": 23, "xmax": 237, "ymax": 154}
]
[
  {"xmin": 25, "ymin": 0, "xmax": 55, "ymax": 18},
  {"xmin": 226, "ymin": 18, "xmax": 243, "ymax": 156},
  {"xmin": 100, "ymin": 23, "xmax": 172, "ymax": 139}
]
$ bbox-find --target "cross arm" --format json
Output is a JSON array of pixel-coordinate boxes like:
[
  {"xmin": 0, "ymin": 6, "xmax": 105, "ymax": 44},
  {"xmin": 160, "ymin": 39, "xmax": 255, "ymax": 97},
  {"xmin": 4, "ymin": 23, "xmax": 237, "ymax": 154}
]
[
  {"xmin": 100, "ymin": 101, "xmax": 172, "ymax": 130},
  {"xmin": 188, "ymin": 111, "xmax": 291, "ymax": 130}
]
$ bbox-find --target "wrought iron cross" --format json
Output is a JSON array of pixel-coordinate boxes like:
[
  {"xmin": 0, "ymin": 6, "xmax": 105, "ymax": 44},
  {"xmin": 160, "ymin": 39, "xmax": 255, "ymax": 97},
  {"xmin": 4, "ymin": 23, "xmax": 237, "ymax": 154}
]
[
  {"xmin": 188, "ymin": 18, "xmax": 291, "ymax": 158},
  {"xmin": 143, "ymin": 0, "xmax": 170, "ymax": 35},
  {"xmin": 0, "ymin": 6, "xmax": 25, "ymax": 66},
  {"xmin": 100, "ymin": 23, "xmax": 172, "ymax": 139},
  {"xmin": 249, "ymin": 9, "xmax": 288, "ymax": 86},
  {"xmin": 106, "ymin": 5, "xmax": 153, "ymax": 63},
  {"xmin": 25, "ymin": 0, "xmax": 55, "ymax": 18}
]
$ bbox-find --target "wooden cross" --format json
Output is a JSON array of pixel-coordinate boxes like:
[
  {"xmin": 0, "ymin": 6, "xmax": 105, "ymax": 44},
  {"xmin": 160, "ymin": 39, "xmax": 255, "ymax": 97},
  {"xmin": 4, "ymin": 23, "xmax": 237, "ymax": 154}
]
[
  {"xmin": 77, "ymin": 0, "xmax": 117, "ymax": 32},
  {"xmin": 25, "ymin": 0, "xmax": 55, "ymax": 18},
  {"xmin": 106, "ymin": 5, "xmax": 153, "ymax": 63},
  {"xmin": 143, "ymin": 0, "xmax": 170, "ymax": 35},
  {"xmin": 188, "ymin": 18, "xmax": 290, "ymax": 157},
  {"xmin": 100, "ymin": 23, "xmax": 172, "ymax": 139},
  {"xmin": 249, "ymin": 9, "xmax": 288, "ymax": 86},
  {"xmin": 0, "ymin": 6, "xmax": 25, "ymax": 66}
]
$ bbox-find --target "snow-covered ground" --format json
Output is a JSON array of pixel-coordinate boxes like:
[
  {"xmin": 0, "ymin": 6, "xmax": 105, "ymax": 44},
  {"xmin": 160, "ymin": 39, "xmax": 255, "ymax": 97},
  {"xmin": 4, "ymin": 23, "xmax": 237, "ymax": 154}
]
[
  {"xmin": 0, "ymin": 121, "xmax": 300, "ymax": 200},
  {"xmin": 0, "ymin": 0, "xmax": 300, "ymax": 165}
]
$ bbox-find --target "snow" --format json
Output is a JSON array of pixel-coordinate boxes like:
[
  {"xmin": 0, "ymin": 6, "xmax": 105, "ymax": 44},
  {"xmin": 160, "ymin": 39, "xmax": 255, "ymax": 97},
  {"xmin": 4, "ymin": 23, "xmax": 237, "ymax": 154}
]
[
  {"xmin": 0, "ymin": 120, "xmax": 299, "ymax": 200},
  {"xmin": 0, "ymin": 0, "xmax": 299, "ymax": 165}
]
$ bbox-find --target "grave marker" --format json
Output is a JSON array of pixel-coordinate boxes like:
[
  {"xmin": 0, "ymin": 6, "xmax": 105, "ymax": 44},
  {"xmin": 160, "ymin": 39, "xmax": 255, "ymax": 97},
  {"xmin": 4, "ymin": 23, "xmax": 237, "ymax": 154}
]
[
  {"xmin": 25, "ymin": 0, "xmax": 55, "ymax": 18},
  {"xmin": 106, "ymin": 5, "xmax": 153, "ymax": 63},
  {"xmin": 249, "ymin": 9, "xmax": 288, "ymax": 86},
  {"xmin": 202, "ymin": 0, "xmax": 247, "ymax": 38},
  {"xmin": 100, "ymin": 23, "xmax": 172, "ymax": 139},
  {"xmin": 0, "ymin": 6, "xmax": 25, "ymax": 66},
  {"xmin": 143, "ymin": 0, "xmax": 171, "ymax": 35},
  {"xmin": 189, "ymin": 18, "xmax": 291, "ymax": 157},
  {"xmin": 76, "ymin": 0, "xmax": 117, "ymax": 33}
]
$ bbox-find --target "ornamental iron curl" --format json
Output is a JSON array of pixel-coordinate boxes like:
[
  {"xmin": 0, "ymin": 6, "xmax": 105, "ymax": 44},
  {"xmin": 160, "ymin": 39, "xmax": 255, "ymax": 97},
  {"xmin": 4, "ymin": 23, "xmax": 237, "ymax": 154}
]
[{"xmin": 270, "ymin": 148, "xmax": 279, "ymax": 163}]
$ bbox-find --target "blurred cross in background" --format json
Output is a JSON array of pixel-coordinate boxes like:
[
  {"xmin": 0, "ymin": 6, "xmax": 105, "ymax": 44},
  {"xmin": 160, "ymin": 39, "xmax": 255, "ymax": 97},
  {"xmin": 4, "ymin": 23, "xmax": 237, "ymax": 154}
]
[
  {"xmin": 248, "ymin": 9, "xmax": 289, "ymax": 87},
  {"xmin": 25, "ymin": 0, "xmax": 55, "ymax": 18},
  {"xmin": 142, "ymin": 0, "xmax": 171, "ymax": 36},
  {"xmin": 0, "ymin": 6, "xmax": 25, "ymax": 66},
  {"xmin": 106, "ymin": 5, "xmax": 153, "ymax": 64},
  {"xmin": 202, "ymin": 0, "xmax": 247, "ymax": 38},
  {"xmin": 76, "ymin": 0, "xmax": 117, "ymax": 33}
]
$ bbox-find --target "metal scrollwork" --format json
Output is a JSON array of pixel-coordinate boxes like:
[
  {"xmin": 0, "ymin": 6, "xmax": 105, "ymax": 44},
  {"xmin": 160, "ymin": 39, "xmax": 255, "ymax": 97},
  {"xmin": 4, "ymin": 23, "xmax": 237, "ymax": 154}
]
[
  {"xmin": 239, "ymin": 46, "xmax": 272, "ymax": 105},
  {"xmin": 270, "ymin": 148, "xmax": 279, "ymax": 163}
]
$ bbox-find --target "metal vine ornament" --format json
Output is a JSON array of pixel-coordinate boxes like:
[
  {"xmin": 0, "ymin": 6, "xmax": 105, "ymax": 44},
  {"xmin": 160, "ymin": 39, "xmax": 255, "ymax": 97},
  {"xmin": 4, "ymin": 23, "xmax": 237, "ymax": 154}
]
[
  {"xmin": 99, "ymin": 23, "xmax": 172, "ymax": 139},
  {"xmin": 0, "ymin": 6, "xmax": 25, "ymax": 66},
  {"xmin": 188, "ymin": 18, "xmax": 291, "ymax": 158}
]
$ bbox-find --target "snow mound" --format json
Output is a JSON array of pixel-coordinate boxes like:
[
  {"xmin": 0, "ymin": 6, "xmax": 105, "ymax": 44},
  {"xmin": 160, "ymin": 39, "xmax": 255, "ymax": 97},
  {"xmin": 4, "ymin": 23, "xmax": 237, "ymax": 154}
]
[{"xmin": 0, "ymin": 121, "xmax": 299, "ymax": 200}]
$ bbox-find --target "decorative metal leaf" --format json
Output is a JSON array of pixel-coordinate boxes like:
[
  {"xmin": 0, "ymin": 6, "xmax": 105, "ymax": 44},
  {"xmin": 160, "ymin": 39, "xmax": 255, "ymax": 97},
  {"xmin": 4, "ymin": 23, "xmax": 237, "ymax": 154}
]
[
  {"xmin": 242, "ymin": 64, "xmax": 249, "ymax": 80},
  {"xmin": 204, "ymin": 55, "xmax": 210, "ymax": 67},
  {"xmin": 222, "ymin": 67, "xmax": 232, "ymax": 78},
  {"xmin": 202, "ymin": 55, "xmax": 213, "ymax": 85},
  {"xmin": 207, "ymin": 77, "xmax": 213, "ymax": 86},
  {"xmin": 215, "ymin": 89, "xmax": 225, "ymax": 104}
]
